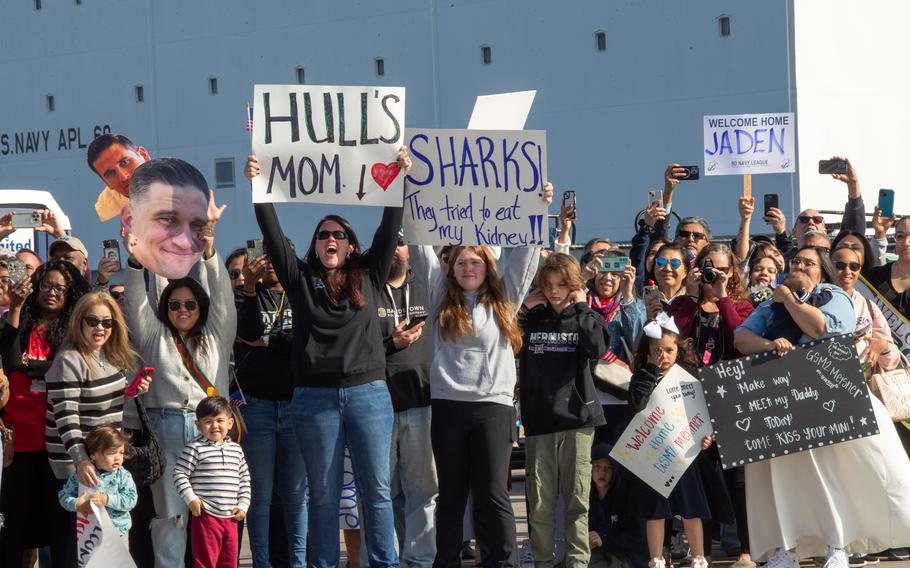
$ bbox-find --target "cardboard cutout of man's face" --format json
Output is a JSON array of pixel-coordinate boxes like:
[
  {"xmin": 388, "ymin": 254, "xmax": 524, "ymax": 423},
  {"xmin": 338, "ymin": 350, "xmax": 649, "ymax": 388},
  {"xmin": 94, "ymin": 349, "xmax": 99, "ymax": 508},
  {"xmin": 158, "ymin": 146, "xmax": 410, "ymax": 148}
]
[
  {"xmin": 122, "ymin": 181, "xmax": 208, "ymax": 279},
  {"xmin": 92, "ymin": 144, "xmax": 151, "ymax": 197}
]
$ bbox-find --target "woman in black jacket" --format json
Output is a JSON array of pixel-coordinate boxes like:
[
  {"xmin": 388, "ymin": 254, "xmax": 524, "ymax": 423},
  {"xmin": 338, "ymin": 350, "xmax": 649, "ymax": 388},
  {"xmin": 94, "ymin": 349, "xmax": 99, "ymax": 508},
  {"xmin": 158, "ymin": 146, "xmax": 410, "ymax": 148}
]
[{"xmin": 244, "ymin": 148, "xmax": 410, "ymax": 568}]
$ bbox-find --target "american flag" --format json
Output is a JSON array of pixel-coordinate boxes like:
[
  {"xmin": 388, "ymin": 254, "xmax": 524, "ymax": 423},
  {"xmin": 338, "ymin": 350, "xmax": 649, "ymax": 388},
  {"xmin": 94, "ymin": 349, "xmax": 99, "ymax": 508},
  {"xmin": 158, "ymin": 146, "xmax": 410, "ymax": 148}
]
[
  {"xmin": 245, "ymin": 103, "xmax": 253, "ymax": 132},
  {"xmin": 601, "ymin": 350, "xmax": 618, "ymax": 363}
]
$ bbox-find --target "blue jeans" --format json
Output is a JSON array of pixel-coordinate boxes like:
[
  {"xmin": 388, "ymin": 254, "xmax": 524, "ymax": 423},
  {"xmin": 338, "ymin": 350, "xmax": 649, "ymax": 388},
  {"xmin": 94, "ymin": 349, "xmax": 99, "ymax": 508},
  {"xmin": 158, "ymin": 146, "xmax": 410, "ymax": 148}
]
[
  {"xmin": 291, "ymin": 380, "xmax": 398, "ymax": 568},
  {"xmin": 240, "ymin": 396, "xmax": 309, "ymax": 568},
  {"xmin": 390, "ymin": 406, "xmax": 438, "ymax": 568},
  {"xmin": 147, "ymin": 408, "xmax": 198, "ymax": 568}
]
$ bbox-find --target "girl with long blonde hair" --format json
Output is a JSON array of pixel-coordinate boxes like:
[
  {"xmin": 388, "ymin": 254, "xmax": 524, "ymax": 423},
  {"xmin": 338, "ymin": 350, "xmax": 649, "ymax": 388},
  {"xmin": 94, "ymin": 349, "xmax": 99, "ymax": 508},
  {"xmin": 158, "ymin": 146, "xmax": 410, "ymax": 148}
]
[{"xmin": 411, "ymin": 183, "xmax": 553, "ymax": 568}]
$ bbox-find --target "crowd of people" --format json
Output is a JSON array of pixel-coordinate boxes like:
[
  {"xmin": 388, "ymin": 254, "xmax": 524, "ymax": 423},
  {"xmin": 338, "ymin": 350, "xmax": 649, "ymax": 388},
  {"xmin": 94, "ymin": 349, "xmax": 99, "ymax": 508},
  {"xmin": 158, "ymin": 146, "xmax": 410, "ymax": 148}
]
[{"xmin": 0, "ymin": 133, "xmax": 908, "ymax": 568}]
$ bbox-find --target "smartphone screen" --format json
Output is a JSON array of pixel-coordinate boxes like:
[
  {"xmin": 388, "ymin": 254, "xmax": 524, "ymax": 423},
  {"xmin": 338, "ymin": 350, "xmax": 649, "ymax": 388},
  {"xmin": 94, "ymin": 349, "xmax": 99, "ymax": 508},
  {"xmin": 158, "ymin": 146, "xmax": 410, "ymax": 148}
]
[
  {"xmin": 102, "ymin": 240, "xmax": 121, "ymax": 271},
  {"xmin": 879, "ymin": 189, "xmax": 896, "ymax": 218},
  {"xmin": 561, "ymin": 191, "xmax": 576, "ymax": 220}
]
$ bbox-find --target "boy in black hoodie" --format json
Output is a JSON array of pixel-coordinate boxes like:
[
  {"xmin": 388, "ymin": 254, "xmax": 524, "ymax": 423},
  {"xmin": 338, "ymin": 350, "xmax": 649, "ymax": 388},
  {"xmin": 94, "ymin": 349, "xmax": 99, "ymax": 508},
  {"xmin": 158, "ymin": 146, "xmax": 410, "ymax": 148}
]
[{"xmin": 519, "ymin": 253, "xmax": 607, "ymax": 568}]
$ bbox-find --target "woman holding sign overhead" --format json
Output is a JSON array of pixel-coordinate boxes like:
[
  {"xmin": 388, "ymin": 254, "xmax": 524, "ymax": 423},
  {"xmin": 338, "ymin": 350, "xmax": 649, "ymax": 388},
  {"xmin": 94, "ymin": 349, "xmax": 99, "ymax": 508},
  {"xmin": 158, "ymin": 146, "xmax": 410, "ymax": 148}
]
[
  {"xmin": 245, "ymin": 148, "xmax": 410, "ymax": 568},
  {"xmin": 409, "ymin": 182, "xmax": 552, "ymax": 568},
  {"xmin": 734, "ymin": 245, "xmax": 910, "ymax": 568}
]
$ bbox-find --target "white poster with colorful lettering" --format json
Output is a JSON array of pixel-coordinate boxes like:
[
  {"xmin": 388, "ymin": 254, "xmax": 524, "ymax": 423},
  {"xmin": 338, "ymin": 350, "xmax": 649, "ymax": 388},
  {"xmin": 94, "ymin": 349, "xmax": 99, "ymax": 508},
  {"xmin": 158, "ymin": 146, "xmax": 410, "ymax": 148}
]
[
  {"xmin": 251, "ymin": 85, "xmax": 406, "ymax": 206},
  {"xmin": 703, "ymin": 112, "xmax": 796, "ymax": 176},
  {"xmin": 610, "ymin": 365, "xmax": 713, "ymax": 497},
  {"xmin": 76, "ymin": 487, "xmax": 136, "ymax": 568},
  {"xmin": 402, "ymin": 129, "xmax": 548, "ymax": 246}
]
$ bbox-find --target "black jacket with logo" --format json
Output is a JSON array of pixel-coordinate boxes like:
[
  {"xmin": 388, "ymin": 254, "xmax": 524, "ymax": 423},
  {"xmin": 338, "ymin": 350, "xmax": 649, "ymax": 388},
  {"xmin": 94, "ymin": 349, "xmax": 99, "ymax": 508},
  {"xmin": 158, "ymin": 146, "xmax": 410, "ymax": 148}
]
[
  {"xmin": 234, "ymin": 284, "xmax": 295, "ymax": 400},
  {"xmin": 518, "ymin": 302, "xmax": 607, "ymax": 436},
  {"xmin": 377, "ymin": 271, "xmax": 430, "ymax": 412}
]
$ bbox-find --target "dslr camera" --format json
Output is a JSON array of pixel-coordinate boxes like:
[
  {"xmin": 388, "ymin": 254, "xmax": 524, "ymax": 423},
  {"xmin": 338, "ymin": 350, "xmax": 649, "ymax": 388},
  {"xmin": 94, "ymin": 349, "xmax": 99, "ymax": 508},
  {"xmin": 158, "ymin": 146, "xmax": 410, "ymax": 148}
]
[{"xmin": 701, "ymin": 258, "xmax": 718, "ymax": 284}]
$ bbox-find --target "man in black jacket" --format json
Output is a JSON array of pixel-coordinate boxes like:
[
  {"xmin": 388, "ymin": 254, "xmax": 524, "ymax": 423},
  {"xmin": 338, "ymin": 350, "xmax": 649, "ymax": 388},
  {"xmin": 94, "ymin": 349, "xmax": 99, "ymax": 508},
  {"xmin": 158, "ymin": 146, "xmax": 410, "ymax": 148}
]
[
  {"xmin": 378, "ymin": 238, "xmax": 437, "ymax": 568},
  {"xmin": 235, "ymin": 246, "xmax": 308, "ymax": 568}
]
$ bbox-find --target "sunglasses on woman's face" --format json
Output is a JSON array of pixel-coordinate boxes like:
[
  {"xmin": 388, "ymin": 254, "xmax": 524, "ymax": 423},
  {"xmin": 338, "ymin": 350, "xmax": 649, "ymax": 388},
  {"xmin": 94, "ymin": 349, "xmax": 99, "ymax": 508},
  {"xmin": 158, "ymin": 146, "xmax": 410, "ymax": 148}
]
[
  {"xmin": 834, "ymin": 260, "xmax": 861, "ymax": 272},
  {"xmin": 109, "ymin": 291, "xmax": 123, "ymax": 300},
  {"xmin": 317, "ymin": 230, "xmax": 348, "ymax": 241},
  {"xmin": 168, "ymin": 300, "xmax": 198, "ymax": 312},
  {"xmin": 228, "ymin": 269, "xmax": 242, "ymax": 280},
  {"xmin": 655, "ymin": 257, "xmax": 683, "ymax": 270},
  {"xmin": 83, "ymin": 316, "xmax": 114, "ymax": 329}
]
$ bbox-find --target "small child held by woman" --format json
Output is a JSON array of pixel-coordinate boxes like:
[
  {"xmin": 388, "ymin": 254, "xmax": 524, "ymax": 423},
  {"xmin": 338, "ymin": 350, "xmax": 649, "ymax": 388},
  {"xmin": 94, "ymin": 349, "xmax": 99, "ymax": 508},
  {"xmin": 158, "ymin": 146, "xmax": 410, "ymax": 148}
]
[{"xmin": 58, "ymin": 425, "xmax": 137, "ymax": 545}]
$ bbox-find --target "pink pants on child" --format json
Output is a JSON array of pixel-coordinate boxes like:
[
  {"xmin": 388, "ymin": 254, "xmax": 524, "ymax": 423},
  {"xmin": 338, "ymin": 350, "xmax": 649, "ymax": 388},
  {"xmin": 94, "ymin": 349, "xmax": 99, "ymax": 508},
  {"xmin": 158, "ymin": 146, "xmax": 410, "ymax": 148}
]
[{"xmin": 190, "ymin": 512, "xmax": 238, "ymax": 568}]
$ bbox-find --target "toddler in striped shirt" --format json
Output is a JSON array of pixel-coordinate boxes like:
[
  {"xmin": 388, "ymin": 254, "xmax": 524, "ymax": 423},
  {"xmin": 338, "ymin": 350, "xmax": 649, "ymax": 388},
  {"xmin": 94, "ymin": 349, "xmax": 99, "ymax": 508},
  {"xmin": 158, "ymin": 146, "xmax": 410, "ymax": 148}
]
[{"xmin": 174, "ymin": 396, "xmax": 251, "ymax": 567}]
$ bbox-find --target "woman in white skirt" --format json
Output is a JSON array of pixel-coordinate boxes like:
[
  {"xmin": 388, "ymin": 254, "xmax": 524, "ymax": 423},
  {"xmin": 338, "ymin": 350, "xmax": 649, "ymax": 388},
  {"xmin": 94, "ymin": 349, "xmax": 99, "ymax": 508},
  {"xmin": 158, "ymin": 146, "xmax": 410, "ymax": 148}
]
[{"xmin": 734, "ymin": 246, "xmax": 910, "ymax": 568}]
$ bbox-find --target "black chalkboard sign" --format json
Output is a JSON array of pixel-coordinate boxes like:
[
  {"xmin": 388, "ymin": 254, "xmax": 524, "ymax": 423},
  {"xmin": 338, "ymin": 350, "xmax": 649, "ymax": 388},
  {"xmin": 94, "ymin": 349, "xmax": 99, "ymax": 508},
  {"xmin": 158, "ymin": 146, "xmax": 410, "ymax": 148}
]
[{"xmin": 698, "ymin": 334, "xmax": 879, "ymax": 469}]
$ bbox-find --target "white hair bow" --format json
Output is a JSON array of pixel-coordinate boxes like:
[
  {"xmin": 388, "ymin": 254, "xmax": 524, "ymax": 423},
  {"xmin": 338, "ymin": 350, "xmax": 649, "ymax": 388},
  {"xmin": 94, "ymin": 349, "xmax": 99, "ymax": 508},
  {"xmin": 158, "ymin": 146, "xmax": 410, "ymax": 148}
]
[{"xmin": 643, "ymin": 312, "xmax": 680, "ymax": 339}]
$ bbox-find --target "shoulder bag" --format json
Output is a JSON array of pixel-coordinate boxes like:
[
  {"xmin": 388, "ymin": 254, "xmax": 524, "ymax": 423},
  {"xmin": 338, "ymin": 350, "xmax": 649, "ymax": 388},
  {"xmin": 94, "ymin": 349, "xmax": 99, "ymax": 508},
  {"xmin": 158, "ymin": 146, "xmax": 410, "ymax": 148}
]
[{"xmin": 123, "ymin": 397, "xmax": 165, "ymax": 486}]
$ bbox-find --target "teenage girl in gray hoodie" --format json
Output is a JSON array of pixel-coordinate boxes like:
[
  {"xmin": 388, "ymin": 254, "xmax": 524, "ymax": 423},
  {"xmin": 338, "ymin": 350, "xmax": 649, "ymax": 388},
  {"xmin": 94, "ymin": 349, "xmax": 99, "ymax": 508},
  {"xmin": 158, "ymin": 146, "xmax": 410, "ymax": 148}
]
[{"xmin": 410, "ymin": 183, "xmax": 553, "ymax": 568}]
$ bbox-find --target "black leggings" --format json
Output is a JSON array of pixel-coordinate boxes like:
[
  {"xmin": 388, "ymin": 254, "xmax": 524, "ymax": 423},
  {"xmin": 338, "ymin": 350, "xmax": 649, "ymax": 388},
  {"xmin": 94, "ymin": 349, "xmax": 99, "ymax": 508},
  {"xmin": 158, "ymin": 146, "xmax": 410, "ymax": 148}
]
[
  {"xmin": 0, "ymin": 450, "xmax": 74, "ymax": 568},
  {"xmin": 431, "ymin": 400, "xmax": 516, "ymax": 568}
]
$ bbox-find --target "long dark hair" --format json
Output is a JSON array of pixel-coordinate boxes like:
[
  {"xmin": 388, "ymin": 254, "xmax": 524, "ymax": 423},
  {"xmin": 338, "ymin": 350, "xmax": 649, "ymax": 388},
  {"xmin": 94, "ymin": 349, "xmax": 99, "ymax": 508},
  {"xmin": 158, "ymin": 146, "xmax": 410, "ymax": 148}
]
[
  {"xmin": 631, "ymin": 327, "xmax": 699, "ymax": 374},
  {"xmin": 22, "ymin": 259, "xmax": 91, "ymax": 351},
  {"xmin": 305, "ymin": 215, "xmax": 367, "ymax": 309},
  {"xmin": 831, "ymin": 230, "xmax": 874, "ymax": 274},
  {"xmin": 156, "ymin": 278, "xmax": 211, "ymax": 358}
]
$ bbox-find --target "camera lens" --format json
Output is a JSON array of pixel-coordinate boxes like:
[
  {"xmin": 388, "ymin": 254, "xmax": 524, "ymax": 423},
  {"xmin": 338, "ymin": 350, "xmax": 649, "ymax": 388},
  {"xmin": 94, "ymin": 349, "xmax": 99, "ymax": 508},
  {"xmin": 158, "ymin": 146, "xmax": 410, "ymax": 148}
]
[{"xmin": 702, "ymin": 267, "xmax": 717, "ymax": 283}]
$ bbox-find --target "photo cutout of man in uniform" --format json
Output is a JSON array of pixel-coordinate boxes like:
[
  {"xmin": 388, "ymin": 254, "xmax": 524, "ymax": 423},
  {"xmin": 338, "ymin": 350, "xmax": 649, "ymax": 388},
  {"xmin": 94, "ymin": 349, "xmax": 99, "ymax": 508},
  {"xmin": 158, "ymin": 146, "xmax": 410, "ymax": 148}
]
[
  {"xmin": 120, "ymin": 157, "xmax": 213, "ymax": 279},
  {"xmin": 87, "ymin": 133, "xmax": 151, "ymax": 222}
]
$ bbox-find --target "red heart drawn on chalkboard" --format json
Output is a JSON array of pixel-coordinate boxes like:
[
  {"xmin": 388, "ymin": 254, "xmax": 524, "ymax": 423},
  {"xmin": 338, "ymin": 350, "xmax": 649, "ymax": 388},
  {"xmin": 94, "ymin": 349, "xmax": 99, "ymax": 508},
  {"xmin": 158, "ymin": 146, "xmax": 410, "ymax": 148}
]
[{"xmin": 371, "ymin": 162, "xmax": 401, "ymax": 191}]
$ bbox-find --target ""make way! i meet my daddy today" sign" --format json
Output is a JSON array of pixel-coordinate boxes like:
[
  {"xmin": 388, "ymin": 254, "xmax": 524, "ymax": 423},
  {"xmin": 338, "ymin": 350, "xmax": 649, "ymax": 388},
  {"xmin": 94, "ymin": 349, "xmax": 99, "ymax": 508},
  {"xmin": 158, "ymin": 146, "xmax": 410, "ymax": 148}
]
[{"xmin": 698, "ymin": 334, "xmax": 878, "ymax": 469}]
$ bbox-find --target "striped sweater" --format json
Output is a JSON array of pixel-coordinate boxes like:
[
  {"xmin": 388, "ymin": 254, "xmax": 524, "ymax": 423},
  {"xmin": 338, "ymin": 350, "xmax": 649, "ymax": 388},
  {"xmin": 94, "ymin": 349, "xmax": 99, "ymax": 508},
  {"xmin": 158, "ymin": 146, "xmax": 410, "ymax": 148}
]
[
  {"xmin": 45, "ymin": 347, "xmax": 128, "ymax": 479},
  {"xmin": 173, "ymin": 435, "xmax": 251, "ymax": 518}
]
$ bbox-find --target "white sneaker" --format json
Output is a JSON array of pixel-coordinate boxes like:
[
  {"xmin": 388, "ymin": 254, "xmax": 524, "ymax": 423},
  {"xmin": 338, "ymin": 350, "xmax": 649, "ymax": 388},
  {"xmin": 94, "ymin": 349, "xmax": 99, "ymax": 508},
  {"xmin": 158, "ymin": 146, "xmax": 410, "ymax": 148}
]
[
  {"xmin": 649, "ymin": 558, "xmax": 666, "ymax": 568},
  {"xmin": 824, "ymin": 547, "xmax": 849, "ymax": 568},
  {"xmin": 765, "ymin": 548, "xmax": 799, "ymax": 568},
  {"xmin": 691, "ymin": 555, "xmax": 710, "ymax": 568}
]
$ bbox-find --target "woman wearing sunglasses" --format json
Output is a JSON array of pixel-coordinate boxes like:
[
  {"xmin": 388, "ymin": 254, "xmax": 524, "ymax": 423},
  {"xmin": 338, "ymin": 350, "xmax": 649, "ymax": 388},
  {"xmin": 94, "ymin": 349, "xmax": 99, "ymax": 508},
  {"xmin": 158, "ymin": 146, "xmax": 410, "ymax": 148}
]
[
  {"xmin": 244, "ymin": 148, "xmax": 411, "ymax": 568},
  {"xmin": 645, "ymin": 243, "xmax": 689, "ymax": 320},
  {"xmin": 0, "ymin": 258, "xmax": 90, "ymax": 567},
  {"xmin": 832, "ymin": 247, "xmax": 899, "ymax": 374},
  {"xmin": 735, "ymin": 246, "xmax": 910, "ymax": 567},
  {"xmin": 46, "ymin": 291, "xmax": 145, "ymax": 486},
  {"xmin": 122, "ymin": 202, "xmax": 235, "ymax": 567}
]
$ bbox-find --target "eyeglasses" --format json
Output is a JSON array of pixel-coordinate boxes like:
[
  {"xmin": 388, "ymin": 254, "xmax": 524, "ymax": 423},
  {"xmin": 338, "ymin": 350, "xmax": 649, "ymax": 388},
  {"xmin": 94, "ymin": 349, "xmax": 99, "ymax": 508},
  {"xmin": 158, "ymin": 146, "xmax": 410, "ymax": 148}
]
[
  {"xmin": 789, "ymin": 257, "xmax": 819, "ymax": 268},
  {"xmin": 228, "ymin": 269, "xmax": 242, "ymax": 280},
  {"xmin": 703, "ymin": 265, "xmax": 732, "ymax": 273},
  {"xmin": 168, "ymin": 300, "xmax": 198, "ymax": 311},
  {"xmin": 797, "ymin": 215, "xmax": 825, "ymax": 225},
  {"xmin": 83, "ymin": 316, "xmax": 114, "ymax": 329},
  {"xmin": 834, "ymin": 260, "xmax": 861, "ymax": 271},
  {"xmin": 317, "ymin": 230, "xmax": 348, "ymax": 241},
  {"xmin": 677, "ymin": 230, "xmax": 706, "ymax": 241},
  {"xmin": 39, "ymin": 282, "xmax": 68, "ymax": 294},
  {"xmin": 109, "ymin": 291, "xmax": 123, "ymax": 300},
  {"xmin": 655, "ymin": 257, "xmax": 683, "ymax": 270}
]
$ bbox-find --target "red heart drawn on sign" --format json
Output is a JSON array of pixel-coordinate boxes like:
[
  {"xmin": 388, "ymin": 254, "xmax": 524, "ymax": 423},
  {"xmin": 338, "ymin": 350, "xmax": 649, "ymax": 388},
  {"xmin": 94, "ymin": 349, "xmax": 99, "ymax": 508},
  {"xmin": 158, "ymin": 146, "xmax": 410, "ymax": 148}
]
[{"xmin": 371, "ymin": 162, "xmax": 401, "ymax": 191}]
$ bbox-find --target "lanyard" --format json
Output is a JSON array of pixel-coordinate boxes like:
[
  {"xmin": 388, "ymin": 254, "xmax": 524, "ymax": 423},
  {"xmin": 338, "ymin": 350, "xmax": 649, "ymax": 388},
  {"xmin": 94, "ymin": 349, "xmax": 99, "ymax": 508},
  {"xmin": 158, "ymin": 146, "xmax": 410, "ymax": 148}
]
[
  {"xmin": 174, "ymin": 334, "xmax": 218, "ymax": 397},
  {"xmin": 384, "ymin": 283, "xmax": 410, "ymax": 326}
]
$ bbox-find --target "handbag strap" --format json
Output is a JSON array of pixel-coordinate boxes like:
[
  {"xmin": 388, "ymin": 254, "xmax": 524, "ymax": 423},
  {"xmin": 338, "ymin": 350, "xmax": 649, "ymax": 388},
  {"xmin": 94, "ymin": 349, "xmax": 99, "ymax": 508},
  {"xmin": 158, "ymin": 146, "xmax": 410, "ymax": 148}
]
[
  {"xmin": 173, "ymin": 335, "xmax": 219, "ymax": 397},
  {"xmin": 132, "ymin": 396, "xmax": 154, "ymax": 436}
]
